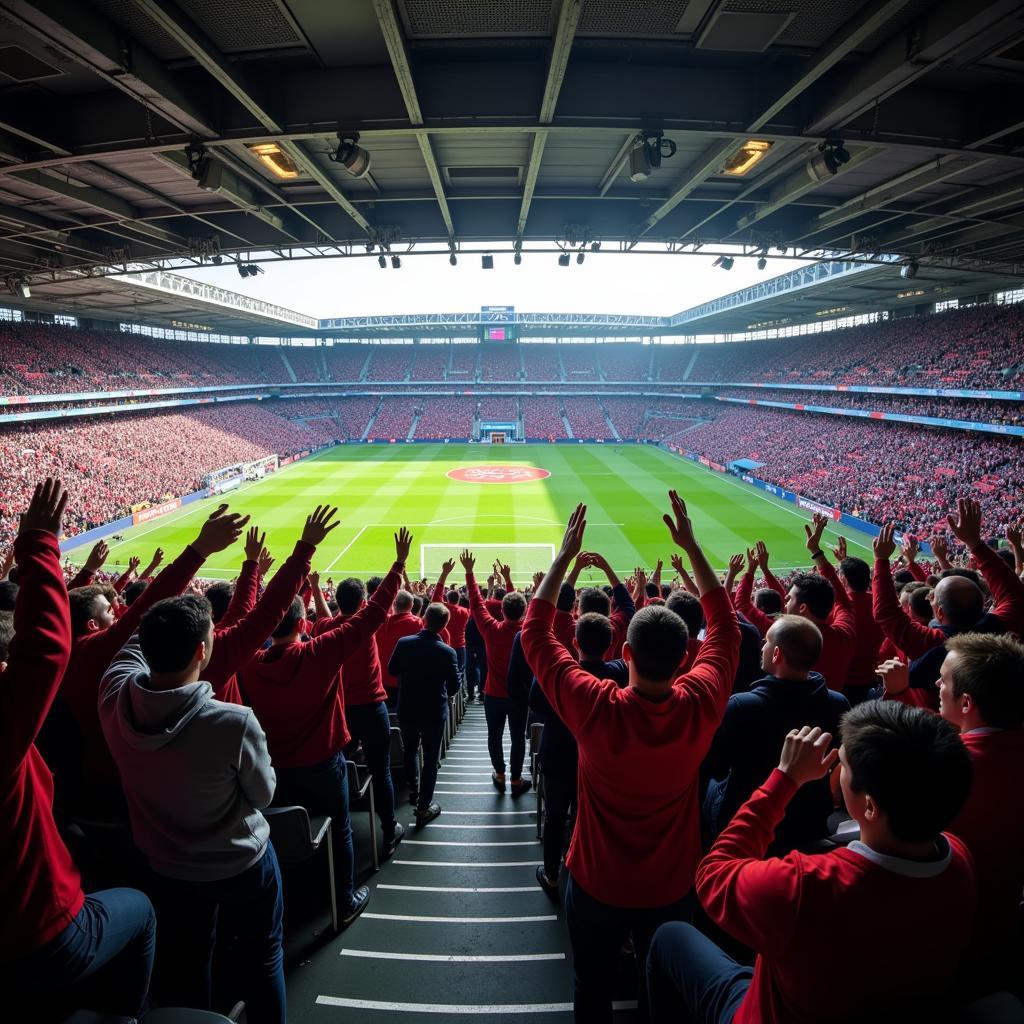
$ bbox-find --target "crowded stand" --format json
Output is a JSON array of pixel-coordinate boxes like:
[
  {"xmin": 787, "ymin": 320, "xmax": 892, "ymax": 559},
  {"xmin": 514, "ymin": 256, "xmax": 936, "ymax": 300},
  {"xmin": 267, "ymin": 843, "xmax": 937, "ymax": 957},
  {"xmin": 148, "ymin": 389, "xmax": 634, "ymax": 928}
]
[
  {"xmin": 409, "ymin": 344, "xmax": 450, "ymax": 381},
  {"xmin": 521, "ymin": 396, "xmax": 568, "ymax": 437},
  {"xmin": 600, "ymin": 343, "xmax": 652, "ymax": 381},
  {"xmin": 322, "ymin": 344, "xmax": 368, "ymax": 383},
  {"xmin": 682, "ymin": 405, "xmax": 1024, "ymax": 536},
  {"xmin": 521, "ymin": 344, "xmax": 563, "ymax": 381},
  {"xmin": 413, "ymin": 396, "xmax": 475, "ymax": 439},
  {"xmin": 365, "ymin": 346, "xmax": 412, "ymax": 381},
  {"xmin": 479, "ymin": 342, "xmax": 522, "ymax": 380},
  {"xmin": 365, "ymin": 398, "xmax": 415, "ymax": 440},
  {"xmin": 562, "ymin": 397, "xmax": 613, "ymax": 438},
  {"xmin": 562, "ymin": 345, "xmax": 600, "ymax": 380},
  {"xmin": 447, "ymin": 343, "xmax": 477, "ymax": 379},
  {"xmin": 332, "ymin": 396, "xmax": 378, "ymax": 438},
  {"xmin": 4, "ymin": 473, "xmax": 1022, "ymax": 1023},
  {"xmin": 477, "ymin": 396, "xmax": 520, "ymax": 421},
  {"xmin": 279, "ymin": 346, "xmax": 322, "ymax": 383}
]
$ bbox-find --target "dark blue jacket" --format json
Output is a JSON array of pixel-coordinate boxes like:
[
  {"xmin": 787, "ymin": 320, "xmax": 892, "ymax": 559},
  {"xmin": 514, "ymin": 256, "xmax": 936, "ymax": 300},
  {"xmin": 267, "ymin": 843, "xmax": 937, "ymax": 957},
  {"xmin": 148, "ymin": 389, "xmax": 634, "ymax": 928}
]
[
  {"xmin": 702, "ymin": 672, "xmax": 850, "ymax": 851},
  {"xmin": 388, "ymin": 629, "xmax": 460, "ymax": 718},
  {"xmin": 733, "ymin": 614, "xmax": 764, "ymax": 693}
]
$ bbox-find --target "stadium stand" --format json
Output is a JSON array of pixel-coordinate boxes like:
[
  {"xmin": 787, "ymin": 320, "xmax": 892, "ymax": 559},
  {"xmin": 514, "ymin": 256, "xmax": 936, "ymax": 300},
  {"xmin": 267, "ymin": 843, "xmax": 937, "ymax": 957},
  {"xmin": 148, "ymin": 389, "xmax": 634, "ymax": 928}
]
[
  {"xmin": 410, "ymin": 344, "xmax": 450, "ymax": 381},
  {"xmin": 479, "ymin": 342, "xmax": 522, "ymax": 381},
  {"xmin": 323, "ymin": 344, "xmax": 369, "ymax": 383},
  {"xmin": 365, "ymin": 346, "xmax": 413, "ymax": 382},
  {"xmin": 477, "ymin": 396, "xmax": 519, "ymax": 421},
  {"xmin": 521, "ymin": 397, "xmax": 568, "ymax": 438},
  {"xmin": 414, "ymin": 396, "xmax": 475, "ymax": 439},
  {"xmin": 599, "ymin": 343, "xmax": 651, "ymax": 381},
  {"xmin": 563, "ymin": 397, "xmax": 613, "ymax": 439},
  {"xmin": 522, "ymin": 344, "xmax": 564, "ymax": 381},
  {"xmin": 447, "ymin": 343, "xmax": 477, "ymax": 381},
  {"xmin": 333, "ymin": 397, "xmax": 378, "ymax": 439},
  {"xmin": 366, "ymin": 398, "xmax": 416, "ymax": 440},
  {"xmin": 561, "ymin": 346, "xmax": 600, "ymax": 381}
]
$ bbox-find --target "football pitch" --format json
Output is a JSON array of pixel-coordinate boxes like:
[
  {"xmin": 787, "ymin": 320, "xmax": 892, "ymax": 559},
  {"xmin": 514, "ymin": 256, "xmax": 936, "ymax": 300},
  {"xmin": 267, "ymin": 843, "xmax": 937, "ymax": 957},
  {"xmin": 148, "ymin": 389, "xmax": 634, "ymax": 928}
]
[{"xmin": 98, "ymin": 444, "xmax": 873, "ymax": 582}]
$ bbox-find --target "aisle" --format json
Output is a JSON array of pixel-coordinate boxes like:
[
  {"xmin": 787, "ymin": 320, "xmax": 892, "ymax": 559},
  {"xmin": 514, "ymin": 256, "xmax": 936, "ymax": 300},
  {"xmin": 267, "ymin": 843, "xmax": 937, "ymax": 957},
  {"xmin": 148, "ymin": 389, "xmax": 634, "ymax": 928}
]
[{"xmin": 290, "ymin": 703, "xmax": 640, "ymax": 1021}]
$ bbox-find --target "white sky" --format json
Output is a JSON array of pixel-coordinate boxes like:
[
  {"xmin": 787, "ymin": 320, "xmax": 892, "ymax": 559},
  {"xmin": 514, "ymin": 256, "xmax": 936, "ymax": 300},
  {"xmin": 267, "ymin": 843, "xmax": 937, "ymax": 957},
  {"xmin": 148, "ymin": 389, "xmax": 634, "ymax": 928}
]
[{"xmin": 177, "ymin": 245, "xmax": 808, "ymax": 321}]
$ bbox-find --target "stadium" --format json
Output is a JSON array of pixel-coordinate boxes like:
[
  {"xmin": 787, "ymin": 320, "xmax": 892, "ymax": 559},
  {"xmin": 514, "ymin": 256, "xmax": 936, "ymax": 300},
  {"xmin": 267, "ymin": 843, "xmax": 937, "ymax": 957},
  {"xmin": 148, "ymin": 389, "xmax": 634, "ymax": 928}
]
[{"xmin": 2, "ymin": 1, "xmax": 1024, "ymax": 1023}]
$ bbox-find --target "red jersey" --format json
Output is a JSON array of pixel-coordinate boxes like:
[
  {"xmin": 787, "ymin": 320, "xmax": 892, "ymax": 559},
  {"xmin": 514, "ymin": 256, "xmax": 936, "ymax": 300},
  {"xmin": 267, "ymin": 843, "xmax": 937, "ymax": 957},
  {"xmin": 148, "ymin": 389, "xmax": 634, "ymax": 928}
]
[
  {"xmin": 468, "ymin": 575, "xmax": 522, "ymax": 699},
  {"xmin": 378, "ymin": 611, "xmax": 423, "ymax": 692},
  {"xmin": 311, "ymin": 606, "xmax": 388, "ymax": 706},
  {"xmin": 698, "ymin": 769, "xmax": 976, "ymax": 1024},
  {"xmin": 844, "ymin": 589, "xmax": 883, "ymax": 687},
  {"xmin": 430, "ymin": 582, "xmax": 471, "ymax": 649},
  {"xmin": 522, "ymin": 586, "xmax": 739, "ymax": 907}
]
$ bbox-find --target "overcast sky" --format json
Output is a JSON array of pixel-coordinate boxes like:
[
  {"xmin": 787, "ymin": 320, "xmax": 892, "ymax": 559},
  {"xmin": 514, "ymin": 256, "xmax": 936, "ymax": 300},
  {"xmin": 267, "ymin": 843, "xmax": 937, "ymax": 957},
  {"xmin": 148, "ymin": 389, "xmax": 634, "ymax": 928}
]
[{"xmin": 177, "ymin": 245, "xmax": 808, "ymax": 321}]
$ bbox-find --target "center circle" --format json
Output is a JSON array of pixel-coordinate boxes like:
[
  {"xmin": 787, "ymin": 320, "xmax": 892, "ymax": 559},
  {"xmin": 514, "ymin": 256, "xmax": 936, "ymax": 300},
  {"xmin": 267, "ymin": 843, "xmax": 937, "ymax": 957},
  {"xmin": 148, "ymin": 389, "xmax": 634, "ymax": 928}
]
[{"xmin": 447, "ymin": 465, "xmax": 551, "ymax": 484}]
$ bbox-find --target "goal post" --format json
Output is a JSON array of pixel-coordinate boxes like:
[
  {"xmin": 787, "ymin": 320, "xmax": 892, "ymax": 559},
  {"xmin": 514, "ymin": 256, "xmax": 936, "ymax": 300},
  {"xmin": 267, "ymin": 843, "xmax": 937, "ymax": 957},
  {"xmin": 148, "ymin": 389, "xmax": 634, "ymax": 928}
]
[{"xmin": 420, "ymin": 543, "xmax": 556, "ymax": 582}]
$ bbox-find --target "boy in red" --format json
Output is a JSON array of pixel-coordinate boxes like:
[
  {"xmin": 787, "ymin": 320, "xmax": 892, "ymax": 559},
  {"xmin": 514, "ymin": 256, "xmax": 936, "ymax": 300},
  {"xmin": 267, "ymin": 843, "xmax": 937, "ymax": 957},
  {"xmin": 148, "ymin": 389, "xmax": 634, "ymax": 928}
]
[
  {"xmin": 463, "ymin": 549, "xmax": 528, "ymax": 795},
  {"xmin": 1, "ymin": 480, "xmax": 155, "ymax": 1017},
  {"xmin": 647, "ymin": 706, "xmax": 976, "ymax": 1024},
  {"xmin": 522, "ymin": 495, "xmax": 739, "ymax": 1023}
]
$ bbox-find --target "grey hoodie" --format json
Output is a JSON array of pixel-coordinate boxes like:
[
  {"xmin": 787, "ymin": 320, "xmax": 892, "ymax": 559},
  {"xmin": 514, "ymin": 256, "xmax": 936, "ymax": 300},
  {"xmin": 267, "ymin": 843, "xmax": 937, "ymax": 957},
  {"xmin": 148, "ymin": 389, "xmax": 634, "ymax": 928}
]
[{"xmin": 99, "ymin": 636, "xmax": 275, "ymax": 882}]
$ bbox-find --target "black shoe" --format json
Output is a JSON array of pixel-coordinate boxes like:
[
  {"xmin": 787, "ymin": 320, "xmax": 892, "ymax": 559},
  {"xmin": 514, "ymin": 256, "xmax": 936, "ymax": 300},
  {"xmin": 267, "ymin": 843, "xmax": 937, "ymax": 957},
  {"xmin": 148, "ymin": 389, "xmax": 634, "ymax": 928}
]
[
  {"xmin": 510, "ymin": 777, "xmax": 533, "ymax": 798},
  {"xmin": 536, "ymin": 864, "xmax": 559, "ymax": 900},
  {"xmin": 408, "ymin": 788, "xmax": 418, "ymax": 806},
  {"xmin": 383, "ymin": 822, "xmax": 405, "ymax": 858},
  {"xmin": 414, "ymin": 802, "xmax": 441, "ymax": 824},
  {"xmin": 341, "ymin": 886, "xmax": 371, "ymax": 928},
  {"xmin": 492, "ymin": 771, "xmax": 506, "ymax": 794}
]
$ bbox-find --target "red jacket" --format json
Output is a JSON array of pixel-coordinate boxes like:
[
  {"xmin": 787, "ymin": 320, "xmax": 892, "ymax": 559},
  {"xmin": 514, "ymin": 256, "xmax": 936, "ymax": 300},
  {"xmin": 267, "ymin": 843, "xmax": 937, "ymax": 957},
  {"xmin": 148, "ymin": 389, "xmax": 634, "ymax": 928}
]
[
  {"xmin": 430, "ymin": 582, "xmax": 471, "ymax": 649},
  {"xmin": 953, "ymin": 728, "xmax": 1024, "ymax": 964},
  {"xmin": 1, "ymin": 530, "xmax": 83, "ymax": 961},
  {"xmin": 62, "ymin": 546, "xmax": 204, "ymax": 792},
  {"xmin": 216, "ymin": 558, "xmax": 259, "ymax": 630},
  {"xmin": 737, "ymin": 561, "xmax": 856, "ymax": 692},
  {"xmin": 240, "ymin": 565, "xmax": 401, "ymax": 768},
  {"xmin": 311, "ymin": 606, "xmax": 388, "ymax": 706},
  {"xmin": 378, "ymin": 611, "xmax": 423, "ymax": 692},
  {"xmin": 206, "ymin": 542, "xmax": 314, "ymax": 704},
  {"xmin": 468, "ymin": 575, "xmax": 522, "ymax": 699},
  {"xmin": 522, "ymin": 586, "xmax": 739, "ymax": 907},
  {"xmin": 697, "ymin": 769, "xmax": 976, "ymax": 1024},
  {"xmin": 843, "ymin": 589, "xmax": 883, "ymax": 687}
]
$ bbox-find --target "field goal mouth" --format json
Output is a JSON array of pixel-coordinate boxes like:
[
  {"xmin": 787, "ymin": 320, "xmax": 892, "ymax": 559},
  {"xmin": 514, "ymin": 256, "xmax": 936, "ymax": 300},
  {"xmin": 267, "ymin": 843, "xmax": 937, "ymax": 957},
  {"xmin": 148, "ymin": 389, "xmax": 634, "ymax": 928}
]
[{"xmin": 420, "ymin": 543, "xmax": 556, "ymax": 582}]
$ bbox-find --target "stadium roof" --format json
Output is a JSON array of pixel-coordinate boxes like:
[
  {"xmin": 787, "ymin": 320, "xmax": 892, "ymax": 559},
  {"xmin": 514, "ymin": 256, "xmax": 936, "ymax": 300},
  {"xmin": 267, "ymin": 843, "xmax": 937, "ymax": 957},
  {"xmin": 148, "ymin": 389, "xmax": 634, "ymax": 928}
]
[{"xmin": 3, "ymin": 0, "xmax": 1024, "ymax": 299}]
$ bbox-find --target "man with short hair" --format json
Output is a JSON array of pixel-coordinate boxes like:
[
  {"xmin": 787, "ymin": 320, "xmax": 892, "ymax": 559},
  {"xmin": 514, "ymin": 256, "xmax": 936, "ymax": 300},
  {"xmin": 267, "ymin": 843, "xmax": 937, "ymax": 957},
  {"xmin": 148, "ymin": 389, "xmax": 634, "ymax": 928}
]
[
  {"xmin": 377, "ymin": 589, "xmax": 422, "ymax": 709},
  {"xmin": 523, "ymin": 495, "xmax": 740, "ymax": 1022},
  {"xmin": 463, "ymin": 550, "xmax": 530, "ymax": 795},
  {"xmin": 702, "ymin": 615, "xmax": 850, "ymax": 851},
  {"xmin": 389, "ymin": 602, "xmax": 460, "ymax": 824},
  {"xmin": 649, "ymin": 706, "xmax": 976, "ymax": 1024},
  {"xmin": 432, "ymin": 559, "xmax": 471, "ymax": 693}
]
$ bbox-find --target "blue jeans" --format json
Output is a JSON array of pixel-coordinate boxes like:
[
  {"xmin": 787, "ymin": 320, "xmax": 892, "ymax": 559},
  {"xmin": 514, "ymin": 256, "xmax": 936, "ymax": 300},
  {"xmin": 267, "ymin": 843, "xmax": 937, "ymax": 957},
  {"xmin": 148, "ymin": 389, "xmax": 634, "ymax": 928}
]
[
  {"xmin": 483, "ymin": 694, "xmax": 527, "ymax": 777},
  {"xmin": 466, "ymin": 644, "xmax": 486, "ymax": 699},
  {"xmin": 565, "ymin": 873, "xmax": 695, "ymax": 1024},
  {"xmin": 275, "ymin": 750, "xmax": 356, "ymax": 909},
  {"xmin": 154, "ymin": 845, "xmax": 285, "ymax": 1024},
  {"xmin": 399, "ymin": 708, "xmax": 447, "ymax": 810},
  {"xmin": 647, "ymin": 923, "xmax": 752, "ymax": 1024},
  {"xmin": 3, "ymin": 887, "xmax": 155, "ymax": 1018},
  {"xmin": 346, "ymin": 701, "xmax": 398, "ymax": 838}
]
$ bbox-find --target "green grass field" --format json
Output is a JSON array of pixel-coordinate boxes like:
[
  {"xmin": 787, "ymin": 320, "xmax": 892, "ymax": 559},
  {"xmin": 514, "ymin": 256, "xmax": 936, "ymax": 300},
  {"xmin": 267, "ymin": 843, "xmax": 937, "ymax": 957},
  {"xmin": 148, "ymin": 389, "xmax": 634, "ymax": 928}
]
[{"xmin": 93, "ymin": 444, "xmax": 874, "ymax": 582}]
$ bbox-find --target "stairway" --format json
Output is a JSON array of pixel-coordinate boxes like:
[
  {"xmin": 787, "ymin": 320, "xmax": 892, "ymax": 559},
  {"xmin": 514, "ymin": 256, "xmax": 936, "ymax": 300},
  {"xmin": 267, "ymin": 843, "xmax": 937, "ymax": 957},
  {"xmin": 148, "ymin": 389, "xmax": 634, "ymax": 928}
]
[
  {"xmin": 601, "ymin": 399, "xmax": 622, "ymax": 440},
  {"xmin": 682, "ymin": 348, "xmax": 700, "ymax": 381},
  {"xmin": 361, "ymin": 397, "xmax": 383, "ymax": 440},
  {"xmin": 561, "ymin": 409, "xmax": 574, "ymax": 439},
  {"xmin": 407, "ymin": 411, "xmax": 420, "ymax": 440},
  {"xmin": 278, "ymin": 347, "xmax": 298, "ymax": 383}
]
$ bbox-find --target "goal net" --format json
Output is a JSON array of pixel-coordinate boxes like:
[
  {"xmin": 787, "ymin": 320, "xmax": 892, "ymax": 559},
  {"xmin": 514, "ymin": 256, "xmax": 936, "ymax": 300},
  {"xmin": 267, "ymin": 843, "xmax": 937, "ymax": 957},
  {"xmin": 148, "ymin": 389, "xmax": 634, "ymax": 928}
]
[
  {"xmin": 420, "ymin": 543, "xmax": 555, "ymax": 583},
  {"xmin": 204, "ymin": 455, "xmax": 279, "ymax": 495}
]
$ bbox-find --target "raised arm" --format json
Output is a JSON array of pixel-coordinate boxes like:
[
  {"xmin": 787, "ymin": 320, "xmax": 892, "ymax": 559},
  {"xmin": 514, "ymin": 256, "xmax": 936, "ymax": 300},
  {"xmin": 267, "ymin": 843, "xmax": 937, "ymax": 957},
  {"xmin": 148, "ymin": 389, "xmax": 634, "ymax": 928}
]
[
  {"xmin": 432, "ymin": 558, "xmax": 455, "ymax": 603},
  {"xmin": 67, "ymin": 540, "xmax": 109, "ymax": 590},
  {"xmin": 755, "ymin": 540, "xmax": 785, "ymax": 597},
  {"xmin": 138, "ymin": 547, "xmax": 164, "ymax": 581},
  {"xmin": 735, "ymin": 548, "xmax": 774, "ymax": 637},
  {"xmin": 112, "ymin": 556, "xmax": 140, "ymax": 595},
  {"xmin": 308, "ymin": 570, "xmax": 331, "ymax": 622},
  {"xmin": 723, "ymin": 553, "xmax": 745, "ymax": 597},
  {"xmin": 930, "ymin": 534, "xmax": 952, "ymax": 573},
  {"xmin": 805, "ymin": 514, "xmax": 854, "ymax": 629},
  {"xmin": 1006, "ymin": 521, "xmax": 1024, "ymax": 578},
  {"xmin": 218, "ymin": 526, "xmax": 265, "ymax": 630},
  {"xmin": 0, "ymin": 479, "xmax": 72, "ymax": 773},
  {"xmin": 465, "ymin": 549, "xmax": 501, "ymax": 636},
  {"xmin": 900, "ymin": 534, "xmax": 929, "ymax": 583}
]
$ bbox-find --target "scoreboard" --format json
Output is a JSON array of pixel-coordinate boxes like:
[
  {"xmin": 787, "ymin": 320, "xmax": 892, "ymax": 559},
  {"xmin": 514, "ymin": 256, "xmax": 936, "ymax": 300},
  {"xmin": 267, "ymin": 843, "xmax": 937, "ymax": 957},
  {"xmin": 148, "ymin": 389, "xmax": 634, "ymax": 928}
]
[{"xmin": 481, "ymin": 305, "xmax": 516, "ymax": 342}]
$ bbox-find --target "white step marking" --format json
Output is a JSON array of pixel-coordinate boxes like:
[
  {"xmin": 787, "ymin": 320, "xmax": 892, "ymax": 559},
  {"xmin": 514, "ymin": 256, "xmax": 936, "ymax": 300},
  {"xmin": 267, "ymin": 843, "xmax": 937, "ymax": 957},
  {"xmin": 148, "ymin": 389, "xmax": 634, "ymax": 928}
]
[
  {"xmin": 340, "ymin": 950, "xmax": 564, "ymax": 963},
  {"xmin": 361, "ymin": 912, "xmax": 556, "ymax": 923},
  {"xmin": 316, "ymin": 996, "xmax": 639, "ymax": 1013}
]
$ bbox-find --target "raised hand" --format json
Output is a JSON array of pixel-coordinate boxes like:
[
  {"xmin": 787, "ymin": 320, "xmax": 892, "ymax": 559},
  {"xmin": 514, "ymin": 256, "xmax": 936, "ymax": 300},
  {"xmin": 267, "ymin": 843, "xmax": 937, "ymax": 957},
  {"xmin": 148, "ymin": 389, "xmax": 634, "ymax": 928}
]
[
  {"xmin": 18, "ymin": 478, "xmax": 68, "ymax": 538},
  {"xmin": 876, "ymin": 658, "xmax": 909, "ymax": 696},
  {"xmin": 670, "ymin": 553, "xmax": 686, "ymax": 576},
  {"xmin": 192, "ymin": 504, "xmax": 250, "ymax": 558},
  {"xmin": 394, "ymin": 527, "xmax": 412, "ymax": 564},
  {"xmin": 728, "ymin": 553, "xmax": 745, "ymax": 576},
  {"xmin": 460, "ymin": 548, "xmax": 476, "ymax": 573},
  {"xmin": 930, "ymin": 534, "xmax": 950, "ymax": 568},
  {"xmin": 946, "ymin": 497, "xmax": 982, "ymax": 549},
  {"xmin": 244, "ymin": 525, "xmax": 266, "ymax": 562},
  {"xmin": 777, "ymin": 726, "xmax": 839, "ymax": 787},
  {"xmin": 301, "ymin": 505, "xmax": 340, "ymax": 547},
  {"xmin": 127, "ymin": 555, "xmax": 141, "ymax": 575},
  {"xmin": 440, "ymin": 558, "xmax": 456, "ymax": 577},
  {"xmin": 804, "ymin": 513, "xmax": 829, "ymax": 555},
  {"xmin": 533, "ymin": 570, "xmax": 544, "ymax": 590},
  {"xmin": 634, "ymin": 566, "xmax": 647, "ymax": 591},
  {"xmin": 873, "ymin": 523, "xmax": 897, "ymax": 560},
  {"xmin": 832, "ymin": 536, "xmax": 848, "ymax": 562},
  {"xmin": 0, "ymin": 547, "xmax": 14, "ymax": 580},
  {"xmin": 84, "ymin": 540, "xmax": 110, "ymax": 573},
  {"xmin": 746, "ymin": 547, "xmax": 757, "ymax": 574},
  {"xmin": 556, "ymin": 503, "xmax": 587, "ymax": 564},
  {"xmin": 663, "ymin": 490, "xmax": 698, "ymax": 552},
  {"xmin": 900, "ymin": 534, "xmax": 919, "ymax": 564},
  {"xmin": 1007, "ymin": 521, "xmax": 1024, "ymax": 550},
  {"xmin": 652, "ymin": 558, "xmax": 664, "ymax": 586},
  {"xmin": 309, "ymin": 570, "xmax": 321, "ymax": 590},
  {"xmin": 141, "ymin": 547, "xmax": 164, "ymax": 577},
  {"xmin": 257, "ymin": 548, "xmax": 275, "ymax": 577},
  {"xmin": 755, "ymin": 540, "xmax": 770, "ymax": 569}
]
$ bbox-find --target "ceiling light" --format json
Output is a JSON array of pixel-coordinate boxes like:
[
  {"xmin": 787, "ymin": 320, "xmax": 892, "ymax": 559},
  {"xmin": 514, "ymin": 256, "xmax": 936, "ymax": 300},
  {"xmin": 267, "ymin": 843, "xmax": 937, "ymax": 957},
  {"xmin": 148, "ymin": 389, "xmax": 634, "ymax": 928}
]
[
  {"xmin": 246, "ymin": 142, "xmax": 300, "ymax": 180},
  {"xmin": 628, "ymin": 130, "xmax": 677, "ymax": 183},
  {"xmin": 481, "ymin": 254, "xmax": 493, "ymax": 270},
  {"xmin": 558, "ymin": 252, "xmax": 571, "ymax": 267},
  {"xmin": 576, "ymin": 251, "xmax": 585, "ymax": 264},
  {"xmin": 378, "ymin": 254, "xmax": 387, "ymax": 268},
  {"xmin": 391, "ymin": 255, "xmax": 401, "ymax": 269},
  {"xmin": 723, "ymin": 140, "xmax": 773, "ymax": 176},
  {"xmin": 513, "ymin": 252, "xmax": 522, "ymax": 266},
  {"xmin": 757, "ymin": 256, "xmax": 767, "ymax": 270},
  {"xmin": 900, "ymin": 259, "xmax": 919, "ymax": 280},
  {"xmin": 590, "ymin": 241, "xmax": 601, "ymax": 252},
  {"xmin": 330, "ymin": 134, "xmax": 372, "ymax": 178},
  {"xmin": 713, "ymin": 255, "xmax": 734, "ymax": 271}
]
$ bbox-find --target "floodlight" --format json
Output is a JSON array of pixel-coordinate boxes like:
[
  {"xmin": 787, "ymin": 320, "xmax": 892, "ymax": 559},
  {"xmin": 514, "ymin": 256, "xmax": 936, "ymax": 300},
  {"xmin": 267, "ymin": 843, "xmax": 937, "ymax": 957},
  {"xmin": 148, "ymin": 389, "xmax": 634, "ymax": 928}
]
[
  {"xmin": 558, "ymin": 252, "xmax": 571, "ymax": 267},
  {"xmin": 391, "ymin": 255, "xmax": 401, "ymax": 269},
  {"xmin": 513, "ymin": 252, "xmax": 522, "ymax": 266},
  {"xmin": 378, "ymin": 254, "xmax": 387, "ymax": 268},
  {"xmin": 449, "ymin": 253, "xmax": 457, "ymax": 266},
  {"xmin": 482, "ymin": 254, "xmax": 493, "ymax": 269},
  {"xmin": 246, "ymin": 142, "xmax": 300, "ymax": 180},
  {"xmin": 757, "ymin": 256, "xmax": 767, "ymax": 270},
  {"xmin": 712, "ymin": 255, "xmax": 734, "ymax": 271},
  {"xmin": 900, "ymin": 260, "xmax": 919, "ymax": 280},
  {"xmin": 330, "ymin": 135, "xmax": 371, "ymax": 178}
]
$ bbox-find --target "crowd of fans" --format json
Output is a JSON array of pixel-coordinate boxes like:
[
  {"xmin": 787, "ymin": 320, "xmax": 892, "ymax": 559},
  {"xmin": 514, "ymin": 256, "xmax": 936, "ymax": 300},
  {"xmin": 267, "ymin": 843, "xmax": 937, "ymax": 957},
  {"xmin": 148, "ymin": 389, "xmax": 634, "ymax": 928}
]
[
  {"xmin": 683, "ymin": 405, "xmax": 1024, "ymax": 536},
  {"xmin": 563, "ymin": 397, "xmax": 611, "ymax": 438},
  {"xmin": 522, "ymin": 397, "xmax": 567, "ymax": 438},
  {"xmin": 365, "ymin": 347, "xmax": 412, "ymax": 382},
  {"xmin": 479, "ymin": 343, "xmax": 522, "ymax": 381},
  {"xmin": 365, "ymin": 399, "xmax": 414, "ymax": 441},
  {"xmin": 414, "ymin": 397, "xmax": 476, "ymax": 439},
  {"xmin": 4, "ymin": 479, "xmax": 1021, "ymax": 1023}
]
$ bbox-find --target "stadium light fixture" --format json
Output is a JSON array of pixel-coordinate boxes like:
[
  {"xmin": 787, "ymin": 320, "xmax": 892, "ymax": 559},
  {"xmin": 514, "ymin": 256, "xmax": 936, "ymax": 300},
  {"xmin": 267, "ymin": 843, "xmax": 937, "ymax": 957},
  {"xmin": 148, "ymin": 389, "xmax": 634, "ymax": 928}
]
[
  {"xmin": 211, "ymin": 254, "xmax": 223, "ymax": 265},
  {"xmin": 723, "ymin": 140, "xmax": 773, "ymax": 176},
  {"xmin": 629, "ymin": 131, "xmax": 677, "ymax": 183},
  {"xmin": 481, "ymin": 254, "xmax": 494, "ymax": 269},
  {"xmin": 449, "ymin": 253, "xmax": 457, "ymax": 266},
  {"xmin": 900, "ymin": 259, "xmax": 919, "ymax": 280},
  {"xmin": 590, "ymin": 241, "xmax": 601, "ymax": 252},
  {"xmin": 246, "ymin": 142, "xmax": 300, "ymax": 180},
  {"xmin": 576, "ymin": 251, "xmax": 585, "ymax": 264},
  {"xmin": 391, "ymin": 255, "xmax": 401, "ymax": 269},
  {"xmin": 757, "ymin": 256, "xmax": 767, "ymax": 270},
  {"xmin": 712, "ymin": 255, "xmax": 734, "ymax": 271},
  {"xmin": 6, "ymin": 275, "xmax": 30, "ymax": 298},
  {"xmin": 377, "ymin": 254, "xmax": 387, "ymax": 268},
  {"xmin": 558, "ymin": 252, "xmax": 571, "ymax": 267},
  {"xmin": 329, "ymin": 134, "xmax": 372, "ymax": 178},
  {"xmin": 513, "ymin": 252, "xmax": 522, "ymax": 266}
]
